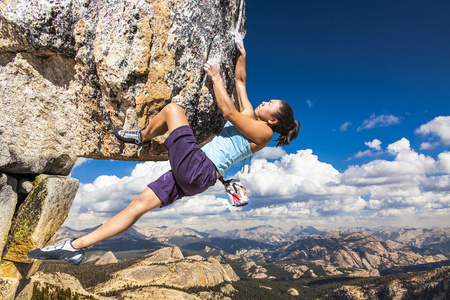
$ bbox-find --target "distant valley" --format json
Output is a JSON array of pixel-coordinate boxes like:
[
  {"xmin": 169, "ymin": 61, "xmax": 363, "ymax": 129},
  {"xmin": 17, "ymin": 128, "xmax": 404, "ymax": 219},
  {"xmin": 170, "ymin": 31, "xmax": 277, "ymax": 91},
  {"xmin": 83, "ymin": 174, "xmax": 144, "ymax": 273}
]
[{"xmin": 31, "ymin": 225, "xmax": 450, "ymax": 299}]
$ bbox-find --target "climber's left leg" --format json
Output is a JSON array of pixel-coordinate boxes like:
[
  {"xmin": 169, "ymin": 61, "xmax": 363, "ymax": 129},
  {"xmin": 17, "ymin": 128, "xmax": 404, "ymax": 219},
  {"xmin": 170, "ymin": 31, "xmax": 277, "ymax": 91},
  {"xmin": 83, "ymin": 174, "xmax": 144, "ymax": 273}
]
[
  {"xmin": 28, "ymin": 187, "xmax": 162, "ymax": 264},
  {"xmin": 71, "ymin": 187, "xmax": 162, "ymax": 249},
  {"xmin": 141, "ymin": 103, "xmax": 189, "ymax": 141}
]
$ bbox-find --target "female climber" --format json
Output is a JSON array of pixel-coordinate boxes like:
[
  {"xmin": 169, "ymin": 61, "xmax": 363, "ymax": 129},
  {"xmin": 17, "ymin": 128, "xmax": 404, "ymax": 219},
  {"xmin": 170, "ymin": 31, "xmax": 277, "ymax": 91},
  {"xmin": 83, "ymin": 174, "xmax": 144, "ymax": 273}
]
[{"xmin": 27, "ymin": 34, "xmax": 300, "ymax": 265}]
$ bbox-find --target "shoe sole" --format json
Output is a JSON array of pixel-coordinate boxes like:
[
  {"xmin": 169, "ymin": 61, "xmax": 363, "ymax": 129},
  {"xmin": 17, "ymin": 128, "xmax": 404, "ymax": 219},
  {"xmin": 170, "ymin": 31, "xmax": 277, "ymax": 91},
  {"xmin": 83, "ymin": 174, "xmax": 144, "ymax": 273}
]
[
  {"xmin": 113, "ymin": 129, "xmax": 138, "ymax": 144},
  {"xmin": 28, "ymin": 251, "xmax": 84, "ymax": 265},
  {"xmin": 113, "ymin": 128, "xmax": 143, "ymax": 144}
]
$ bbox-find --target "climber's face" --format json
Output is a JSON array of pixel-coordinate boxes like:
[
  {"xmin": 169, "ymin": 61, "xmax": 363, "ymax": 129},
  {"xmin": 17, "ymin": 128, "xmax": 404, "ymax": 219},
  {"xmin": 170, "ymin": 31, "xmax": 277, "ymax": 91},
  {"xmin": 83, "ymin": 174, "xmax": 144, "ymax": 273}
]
[{"xmin": 255, "ymin": 100, "xmax": 282, "ymax": 125}]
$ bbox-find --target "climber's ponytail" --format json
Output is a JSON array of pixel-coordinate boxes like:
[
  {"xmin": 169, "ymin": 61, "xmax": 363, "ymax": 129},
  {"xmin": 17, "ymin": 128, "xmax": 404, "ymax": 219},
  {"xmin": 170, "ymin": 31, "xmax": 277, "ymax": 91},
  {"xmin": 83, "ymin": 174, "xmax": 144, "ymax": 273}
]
[{"xmin": 271, "ymin": 100, "xmax": 300, "ymax": 147}]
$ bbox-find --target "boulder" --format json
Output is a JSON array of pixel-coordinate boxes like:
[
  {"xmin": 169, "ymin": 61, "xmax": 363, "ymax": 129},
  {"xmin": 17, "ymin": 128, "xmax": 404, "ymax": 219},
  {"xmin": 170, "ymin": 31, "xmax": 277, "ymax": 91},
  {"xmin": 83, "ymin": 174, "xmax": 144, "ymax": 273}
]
[
  {"xmin": 0, "ymin": 48, "xmax": 78, "ymax": 175},
  {"xmin": 31, "ymin": 271, "xmax": 98, "ymax": 299},
  {"xmin": 0, "ymin": 0, "xmax": 246, "ymax": 175},
  {"xmin": 288, "ymin": 288, "xmax": 299, "ymax": 296},
  {"xmin": 0, "ymin": 173, "xmax": 17, "ymax": 256},
  {"xmin": 0, "ymin": 235, "xmax": 54, "ymax": 298},
  {"xmin": 17, "ymin": 178, "xmax": 33, "ymax": 195},
  {"xmin": 0, "ymin": 259, "xmax": 43, "ymax": 281},
  {"xmin": 2, "ymin": 175, "xmax": 79, "ymax": 263},
  {"xmin": 0, "ymin": 277, "xmax": 19, "ymax": 300}
]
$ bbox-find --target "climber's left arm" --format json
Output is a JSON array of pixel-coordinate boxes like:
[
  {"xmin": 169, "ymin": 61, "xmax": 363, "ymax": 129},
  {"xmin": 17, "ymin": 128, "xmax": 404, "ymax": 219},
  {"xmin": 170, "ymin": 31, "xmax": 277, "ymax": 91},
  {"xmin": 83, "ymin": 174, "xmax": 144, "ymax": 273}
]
[
  {"xmin": 204, "ymin": 59, "xmax": 238, "ymax": 119},
  {"xmin": 204, "ymin": 59, "xmax": 272, "ymax": 148}
]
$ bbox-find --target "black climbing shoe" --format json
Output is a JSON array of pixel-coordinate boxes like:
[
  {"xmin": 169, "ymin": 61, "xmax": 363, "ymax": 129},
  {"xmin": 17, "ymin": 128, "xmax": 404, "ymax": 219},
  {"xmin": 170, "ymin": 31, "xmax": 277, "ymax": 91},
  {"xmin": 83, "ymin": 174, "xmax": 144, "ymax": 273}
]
[
  {"xmin": 27, "ymin": 239, "xmax": 85, "ymax": 265},
  {"xmin": 113, "ymin": 128, "xmax": 143, "ymax": 145}
]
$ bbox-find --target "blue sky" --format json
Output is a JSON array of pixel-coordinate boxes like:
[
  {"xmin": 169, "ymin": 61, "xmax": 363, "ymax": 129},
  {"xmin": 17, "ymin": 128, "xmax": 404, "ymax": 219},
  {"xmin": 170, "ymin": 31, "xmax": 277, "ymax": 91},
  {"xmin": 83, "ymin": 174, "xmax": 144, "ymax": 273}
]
[
  {"xmin": 243, "ymin": 0, "xmax": 449, "ymax": 169},
  {"xmin": 68, "ymin": 0, "xmax": 449, "ymax": 231}
]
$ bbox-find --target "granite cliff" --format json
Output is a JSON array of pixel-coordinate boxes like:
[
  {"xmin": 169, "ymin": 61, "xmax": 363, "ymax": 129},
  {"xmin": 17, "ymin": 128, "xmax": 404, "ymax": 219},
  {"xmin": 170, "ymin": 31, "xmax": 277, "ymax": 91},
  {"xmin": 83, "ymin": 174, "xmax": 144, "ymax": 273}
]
[{"xmin": 0, "ymin": 0, "xmax": 245, "ymax": 298}]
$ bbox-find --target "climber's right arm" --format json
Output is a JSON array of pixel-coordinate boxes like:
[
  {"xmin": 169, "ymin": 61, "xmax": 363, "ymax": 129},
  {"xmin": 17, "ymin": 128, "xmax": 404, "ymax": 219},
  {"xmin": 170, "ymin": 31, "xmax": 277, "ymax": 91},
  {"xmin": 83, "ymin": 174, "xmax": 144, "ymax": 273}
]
[{"xmin": 234, "ymin": 33, "xmax": 254, "ymax": 118}]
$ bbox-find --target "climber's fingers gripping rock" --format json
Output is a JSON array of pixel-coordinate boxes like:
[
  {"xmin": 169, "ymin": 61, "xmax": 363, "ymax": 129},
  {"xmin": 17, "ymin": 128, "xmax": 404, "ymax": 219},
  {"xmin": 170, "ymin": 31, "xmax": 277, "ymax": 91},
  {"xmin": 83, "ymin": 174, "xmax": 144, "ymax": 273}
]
[
  {"xmin": 234, "ymin": 32, "xmax": 246, "ymax": 57},
  {"xmin": 204, "ymin": 58, "xmax": 221, "ymax": 80}
]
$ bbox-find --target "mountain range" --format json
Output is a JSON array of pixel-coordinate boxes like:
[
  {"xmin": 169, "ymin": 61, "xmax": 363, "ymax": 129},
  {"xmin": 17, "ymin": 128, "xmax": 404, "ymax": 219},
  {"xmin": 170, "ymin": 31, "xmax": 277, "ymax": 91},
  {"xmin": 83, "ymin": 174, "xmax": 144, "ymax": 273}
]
[
  {"xmin": 57, "ymin": 224, "xmax": 450, "ymax": 253},
  {"xmin": 30, "ymin": 225, "xmax": 450, "ymax": 299},
  {"xmin": 56, "ymin": 225, "xmax": 450, "ymax": 272}
]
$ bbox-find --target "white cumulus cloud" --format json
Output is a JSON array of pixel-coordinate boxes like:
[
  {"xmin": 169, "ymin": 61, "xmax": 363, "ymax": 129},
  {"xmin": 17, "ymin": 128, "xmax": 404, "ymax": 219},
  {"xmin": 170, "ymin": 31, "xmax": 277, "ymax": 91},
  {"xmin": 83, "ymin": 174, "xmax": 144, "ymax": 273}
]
[
  {"xmin": 387, "ymin": 137, "xmax": 410, "ymax": 154},
  {"xmin": 254, "ymin": 147, "xmax": 287, "ymax": 160},
  {"xmin": 415, "ymin": 116, "xmax": 450, "ymax": 147},
  {"xmin": 64, "ymin": 138, "xmax": 450, "ymax": 230},
  {"xmin": 343, "ymin": 138, "xmax": 436, "ymax": 187},
  {"xmin": 420, "ymin": 142, "xmax": 440, "ymax": 150},
  {"xmin": 438, "ymin": 152, "xmax": 450, "ymax": 173},
  {"xmin": 365, "ymin": 139, "xmax": 382, "ymax": 150},
  {"xmin": 235, "ymin": 149, "xmax": 341, "ymax": 201}
]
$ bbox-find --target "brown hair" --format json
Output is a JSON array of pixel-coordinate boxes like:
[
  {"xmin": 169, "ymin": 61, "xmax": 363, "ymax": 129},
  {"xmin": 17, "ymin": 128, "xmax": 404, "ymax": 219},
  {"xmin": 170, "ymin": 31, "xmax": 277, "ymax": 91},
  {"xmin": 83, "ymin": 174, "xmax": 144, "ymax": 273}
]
[{"xmin": 271, "ymin": 100, "xmax": 300, "ymax": 147}]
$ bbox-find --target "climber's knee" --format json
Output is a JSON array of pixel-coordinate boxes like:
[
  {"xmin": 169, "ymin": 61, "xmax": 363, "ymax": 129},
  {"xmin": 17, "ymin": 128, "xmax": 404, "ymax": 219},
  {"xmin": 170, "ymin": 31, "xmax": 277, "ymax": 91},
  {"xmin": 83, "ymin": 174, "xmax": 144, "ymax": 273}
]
[
  {"xmin": 163, "ymin": 103, "xmax": 183, "ymax": 116},
  {"xmin": 128, "ymin": 188, "xmax": 162, "ymax": 216},
  {"xmin": 164, "ymin": 103, "xmax": 189, "ymax": 132}
]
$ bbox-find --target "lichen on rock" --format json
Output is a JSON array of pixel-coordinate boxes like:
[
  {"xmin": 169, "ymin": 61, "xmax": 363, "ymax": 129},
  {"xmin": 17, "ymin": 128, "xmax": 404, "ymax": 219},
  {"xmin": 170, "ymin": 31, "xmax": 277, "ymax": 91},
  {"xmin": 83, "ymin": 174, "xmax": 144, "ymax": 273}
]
[{"xmin": 3, "ymin": 175, "xmax": 79, "ymax": 263}]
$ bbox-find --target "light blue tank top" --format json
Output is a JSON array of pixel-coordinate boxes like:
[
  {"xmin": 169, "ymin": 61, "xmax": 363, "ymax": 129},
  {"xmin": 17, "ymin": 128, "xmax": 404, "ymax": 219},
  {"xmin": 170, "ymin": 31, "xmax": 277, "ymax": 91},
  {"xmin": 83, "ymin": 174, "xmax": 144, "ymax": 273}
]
[{"xmin": 201, "ymin": 121, "xmax": 252, "ymax": 176}]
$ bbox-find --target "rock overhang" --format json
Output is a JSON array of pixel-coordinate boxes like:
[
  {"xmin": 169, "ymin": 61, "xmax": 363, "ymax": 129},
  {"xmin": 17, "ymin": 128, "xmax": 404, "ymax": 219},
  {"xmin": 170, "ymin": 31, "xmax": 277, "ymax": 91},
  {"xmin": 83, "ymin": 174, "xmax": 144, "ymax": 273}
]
[{"xmin": 0, "ymin": 0, "xmax": 246, "ymax": 175}]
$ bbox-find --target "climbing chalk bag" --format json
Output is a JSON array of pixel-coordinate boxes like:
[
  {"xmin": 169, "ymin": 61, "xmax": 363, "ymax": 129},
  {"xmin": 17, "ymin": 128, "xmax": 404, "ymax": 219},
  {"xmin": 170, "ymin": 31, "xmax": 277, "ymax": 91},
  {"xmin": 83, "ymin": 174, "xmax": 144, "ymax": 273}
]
[{"xmin": 224, "ymin": 181, "xmax": 249, "ymax": 207}]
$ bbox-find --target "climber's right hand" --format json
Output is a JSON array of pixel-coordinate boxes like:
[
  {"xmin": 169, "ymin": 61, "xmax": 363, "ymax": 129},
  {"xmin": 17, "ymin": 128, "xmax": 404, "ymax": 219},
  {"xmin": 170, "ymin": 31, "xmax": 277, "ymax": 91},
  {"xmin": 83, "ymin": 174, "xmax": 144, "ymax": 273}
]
[{"xmin": 234, "ymin": 32, "xmax": 246, "ymax": 57}]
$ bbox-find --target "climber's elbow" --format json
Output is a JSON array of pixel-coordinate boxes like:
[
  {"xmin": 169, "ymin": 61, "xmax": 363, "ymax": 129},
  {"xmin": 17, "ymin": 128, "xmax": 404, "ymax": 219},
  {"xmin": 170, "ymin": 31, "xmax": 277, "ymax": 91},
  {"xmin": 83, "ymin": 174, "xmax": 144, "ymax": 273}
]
[
  {"xmin": 222, "ymin": 109, "xmax": 232, "ymax": 120},
  {"xmin": 222, "ymin": 107, "xmax": 238, "ymax": 121}
]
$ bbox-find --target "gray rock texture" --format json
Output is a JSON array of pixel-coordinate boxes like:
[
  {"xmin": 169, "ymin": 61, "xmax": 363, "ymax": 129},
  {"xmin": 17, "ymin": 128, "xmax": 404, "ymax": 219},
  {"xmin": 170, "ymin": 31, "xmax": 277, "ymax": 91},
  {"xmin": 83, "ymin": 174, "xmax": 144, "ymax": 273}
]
[
  {"xmin": 17, "ymin": 178, "xmax": 33, "ymax": 194},
  {"xmin": 0, "ymin": 0, "xmax": 245, "ymax": 296},
  {"xmin": 0, "ymin": 277, "xmax": 19, "ymax": 300},
  {"xmin": 0, "ymin": 0, "xmax": 246, "ymax": 175},
  {"xmin": 0, "ymin": 173, "xmax": 17, "ymax": 257}
]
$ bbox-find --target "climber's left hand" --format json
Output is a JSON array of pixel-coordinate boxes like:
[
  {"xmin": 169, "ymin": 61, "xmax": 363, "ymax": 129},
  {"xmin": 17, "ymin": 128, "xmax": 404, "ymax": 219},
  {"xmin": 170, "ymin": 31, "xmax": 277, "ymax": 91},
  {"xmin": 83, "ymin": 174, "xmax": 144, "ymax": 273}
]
[{"xmin": 204, "ymin": 59, "xmax": 221, "ymax": 81}]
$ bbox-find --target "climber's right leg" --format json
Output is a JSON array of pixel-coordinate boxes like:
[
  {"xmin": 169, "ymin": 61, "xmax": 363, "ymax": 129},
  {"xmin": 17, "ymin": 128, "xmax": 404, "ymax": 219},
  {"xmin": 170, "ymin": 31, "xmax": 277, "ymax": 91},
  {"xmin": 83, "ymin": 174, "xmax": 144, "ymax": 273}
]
[{"xmin": 113, "ymin": 103, "xmax": 189, "ymax": 144}]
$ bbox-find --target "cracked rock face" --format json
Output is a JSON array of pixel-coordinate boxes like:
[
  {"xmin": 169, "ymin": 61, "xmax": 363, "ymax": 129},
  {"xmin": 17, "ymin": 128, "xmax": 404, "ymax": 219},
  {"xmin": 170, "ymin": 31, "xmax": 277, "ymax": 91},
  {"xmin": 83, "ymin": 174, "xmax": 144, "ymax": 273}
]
[{"xmin": 0, "ymin": 0, "xmax": 246, "ymax": 175}]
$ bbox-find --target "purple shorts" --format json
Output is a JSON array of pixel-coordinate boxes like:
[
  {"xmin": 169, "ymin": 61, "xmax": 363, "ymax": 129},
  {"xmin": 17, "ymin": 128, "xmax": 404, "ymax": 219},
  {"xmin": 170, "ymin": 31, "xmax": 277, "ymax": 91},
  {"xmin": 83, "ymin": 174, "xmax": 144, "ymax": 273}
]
[{"xmin": 148, "ymin": 126, "xmax": 217, "ymax": 207}]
